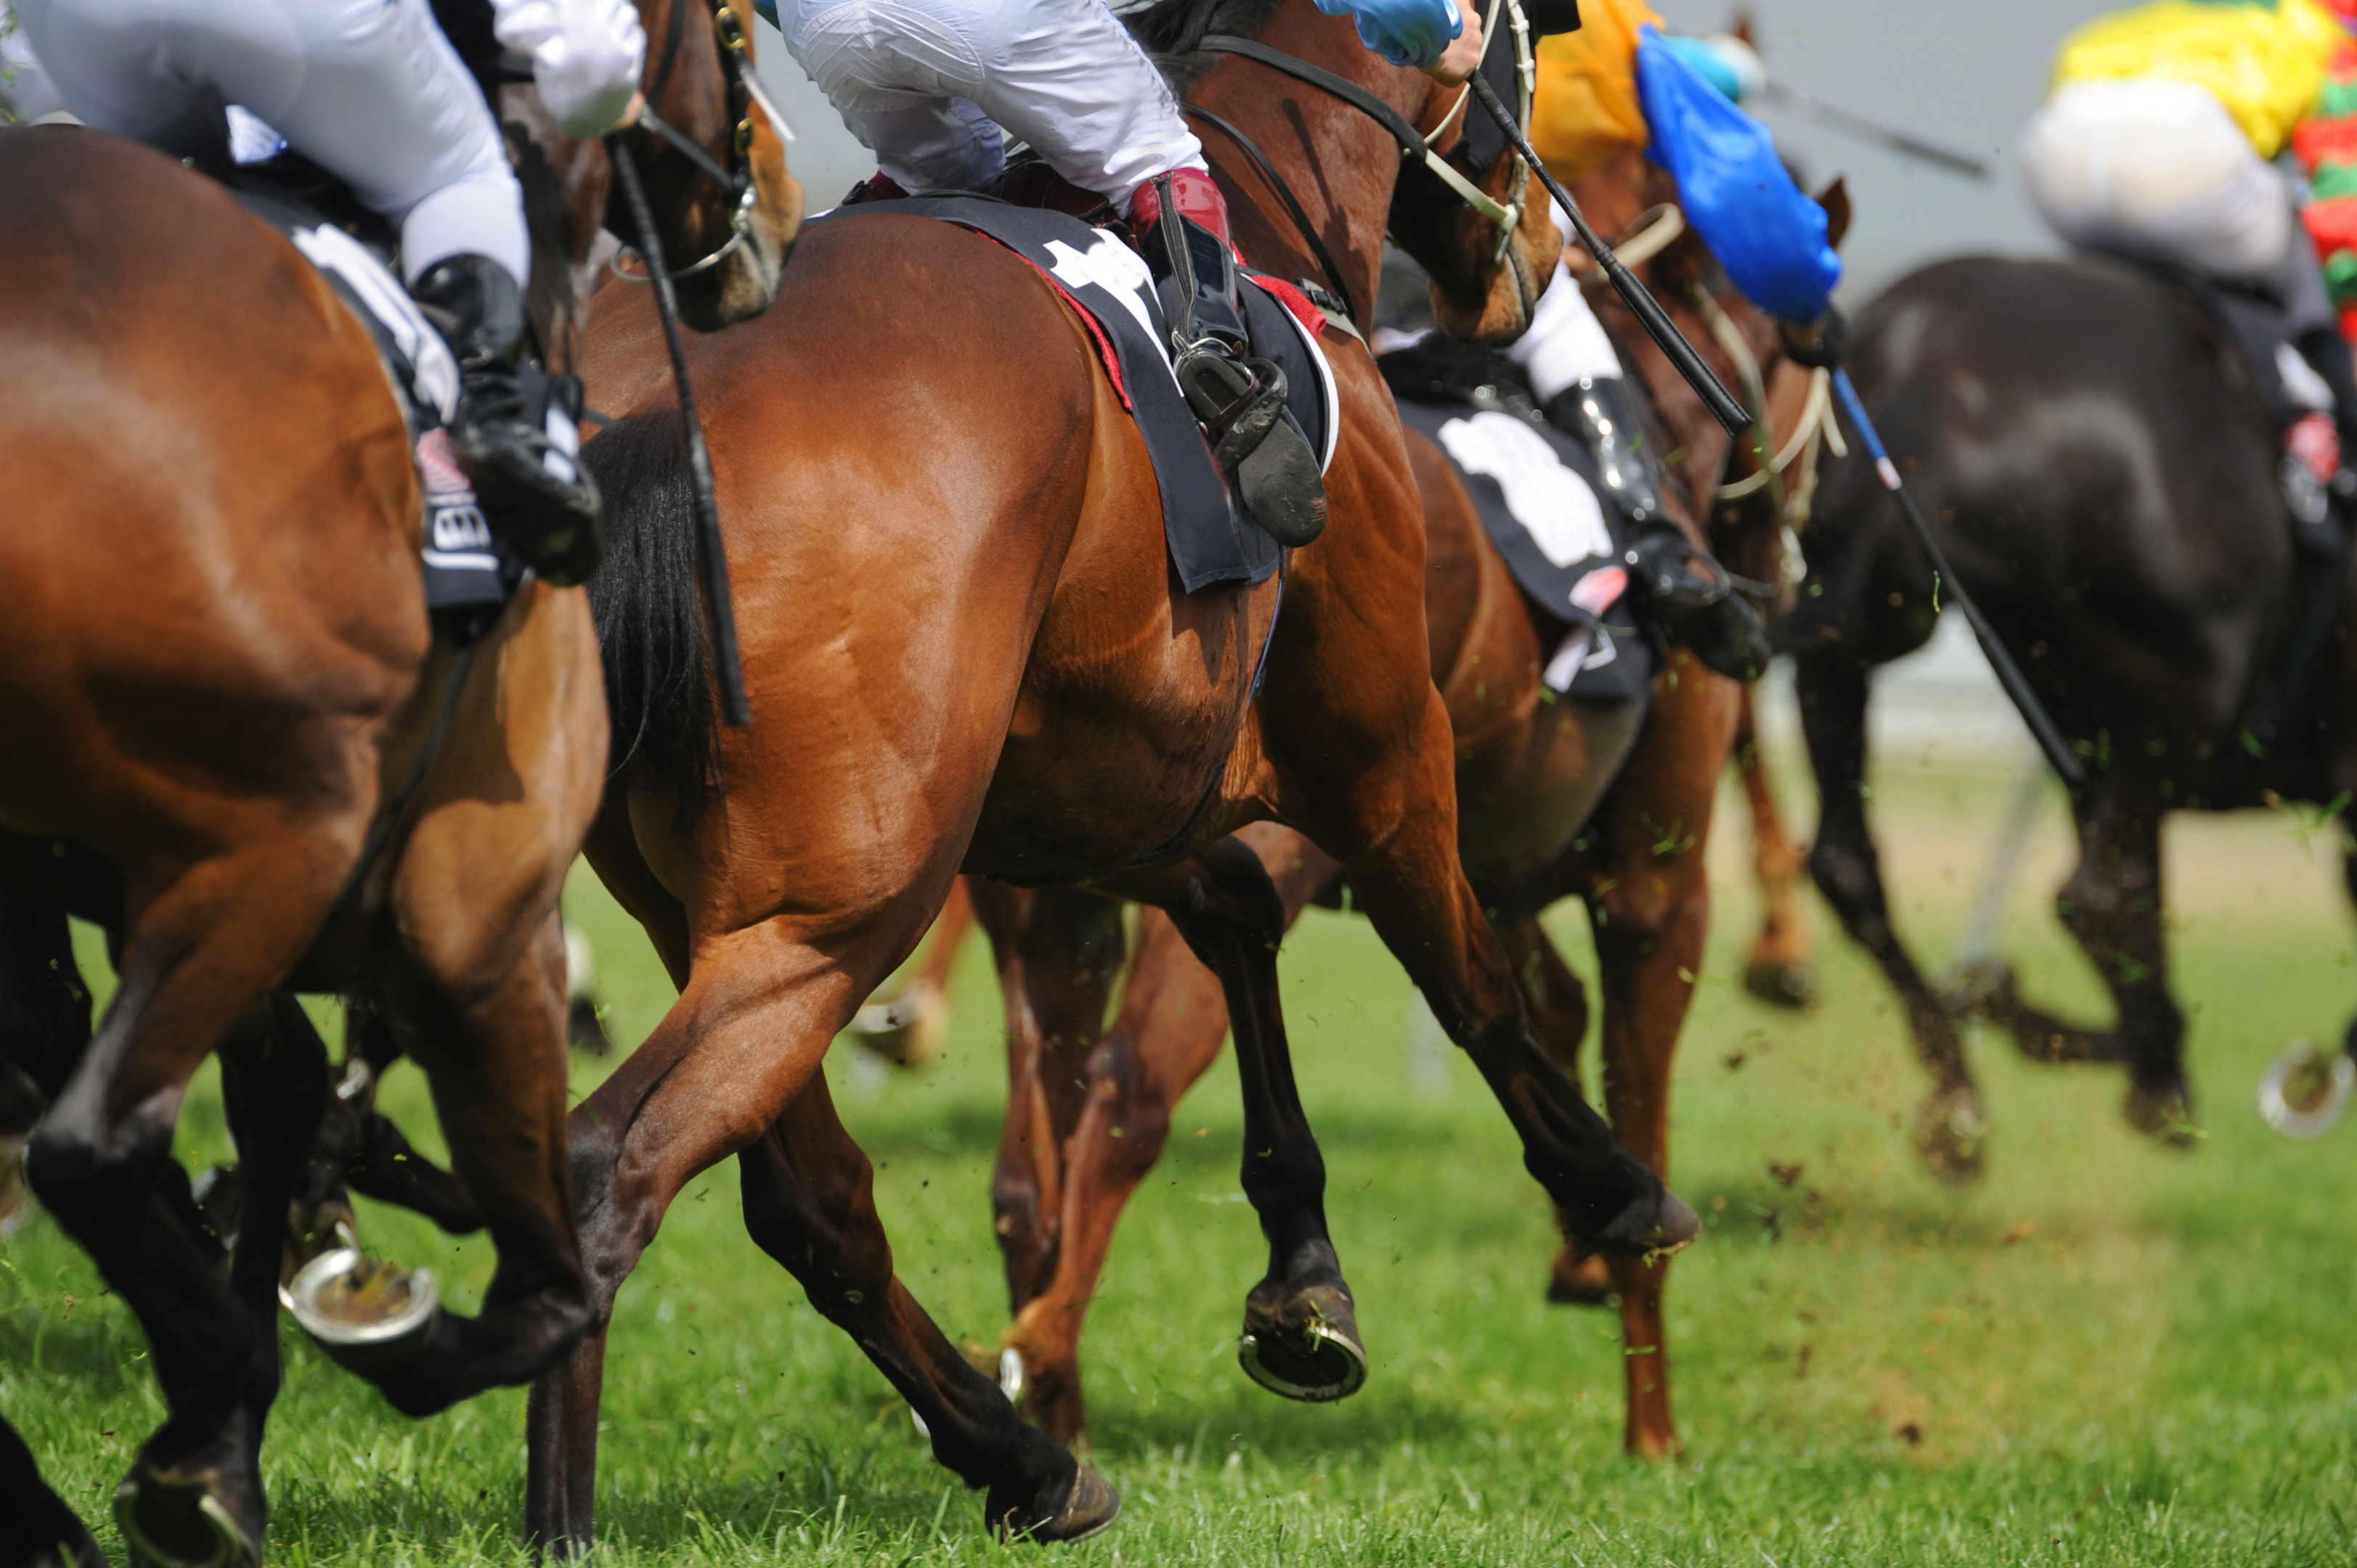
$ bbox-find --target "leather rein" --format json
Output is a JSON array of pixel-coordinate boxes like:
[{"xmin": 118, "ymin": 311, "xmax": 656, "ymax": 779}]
[
  {"xmin": 611, "ymin": 0, "xmax": 795, "ymax": 282},
  {"xmin": 1181, "ymin": 0, "xmax": 1533, "ymax": 330}
]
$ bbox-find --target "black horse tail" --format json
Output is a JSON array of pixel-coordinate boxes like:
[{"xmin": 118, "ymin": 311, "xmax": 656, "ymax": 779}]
[{"xmin": 582, "ymin": 410, "xmax": 721, "ymax": 823}]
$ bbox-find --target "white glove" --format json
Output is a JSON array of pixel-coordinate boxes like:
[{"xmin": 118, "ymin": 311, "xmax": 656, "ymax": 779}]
[{"xmin": 494, "ymin": 0, "xmax": 648, "ymax": 139}]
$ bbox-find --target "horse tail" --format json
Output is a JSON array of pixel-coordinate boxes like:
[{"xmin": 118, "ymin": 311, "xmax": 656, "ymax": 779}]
[{"xmin": 582, "ymin": 410, "xmax": 721, "ymax": 822}]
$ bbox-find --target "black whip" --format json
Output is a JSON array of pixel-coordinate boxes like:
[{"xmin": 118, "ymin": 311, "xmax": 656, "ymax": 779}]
[
  {"xmin": 607, "ymin": 138, "xmax": 754, "ymax": 727},
  {"xmin": 1830, "ymin": 370, "xmax": 2084, "ymax": 786},
  {"xmin": 1465, "ymin": 71, "xmax": 1752, "ymax": 438}
]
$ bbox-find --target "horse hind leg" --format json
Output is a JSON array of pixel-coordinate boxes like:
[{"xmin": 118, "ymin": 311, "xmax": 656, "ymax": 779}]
[
  {"xmin": 28, "ymin": 834, "xmax": 356, "ymax": 1568},
  {"xmin": 1733, "ymin": 685, "xmax": 1815, "ymax": 1009},
  {"xmin": 1491, "ymin": 919, "xmax": 1610, "ymax": 1306},
  {"xmin": 738, "ymin": 1074, "xmax": 1119, "ymax": 1541},
  {"xmin": 1795, "ymin": 648, "xmax": 1989, "ymax": 1180},
  {"xmin": 0, "ymin": 1410, "xmax": 106, "ymax": 1568}
]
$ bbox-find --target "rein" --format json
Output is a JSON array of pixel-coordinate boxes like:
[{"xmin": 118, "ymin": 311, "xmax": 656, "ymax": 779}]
[
  {"xmin": 611, "ymin": 0, "xmax": 796, "ymax": 283},
  {"xmin": 1182, "ymin": 0, "xmax": 1533, "ymax": 329}
]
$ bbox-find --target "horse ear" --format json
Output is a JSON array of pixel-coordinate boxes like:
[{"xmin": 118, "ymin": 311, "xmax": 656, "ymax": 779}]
[
  {"xmin": 1815, "ymin": 176, "xmax": 1852, "ymax": 253},
  {"xmin": 1729, "ymin": 7, "xmax": 1758, "ymax": 49}
]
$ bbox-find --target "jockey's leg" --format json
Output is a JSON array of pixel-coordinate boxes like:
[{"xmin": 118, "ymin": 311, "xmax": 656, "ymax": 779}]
[
  {"xmin": 778, "ymin": 0, "xmax": 1326, "ymax": 542},
  {"xmin": 14, "ymin": 0, "xmax": 599, "ymax": 585},
  {"xmin": 1508, "ymin": 212, "xmax": 1769, "ymax": 679}
]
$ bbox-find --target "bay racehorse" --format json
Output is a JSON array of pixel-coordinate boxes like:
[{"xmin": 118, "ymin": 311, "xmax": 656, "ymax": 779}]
[
  {"xmin": 547, "ymin": 0, "xmax": 1703, "ymax": 1543},
  {"xmin": 972, "ymin": 149, "xmax": 1842, "ymax": 1460},
  {"xmin": 1780, "ymin": 253, "xmax": 2357, "ymax": 1177},
  {"xmin": 0, "ymin": 5, "xmax": 794, "ymax": 1561}
]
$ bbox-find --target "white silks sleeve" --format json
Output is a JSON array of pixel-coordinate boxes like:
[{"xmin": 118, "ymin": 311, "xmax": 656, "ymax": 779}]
[
  {"xmin": 494, "ymin": 0, "xmax": 647, "ymax": 138},
  {"xmin": 1507, "ymin": 206, "xmax": 1624, "ymax": 403}
]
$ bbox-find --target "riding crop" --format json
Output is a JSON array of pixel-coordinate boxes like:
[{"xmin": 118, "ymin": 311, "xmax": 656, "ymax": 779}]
[
  {"xmin": 608, "ymin": 138, "xmax": 756, "ymax": 727},
  {"xmin": 1465, "ymin": 71, "xmax": 1753, "ymax": 438},
  {"xmin": 1828, "ymin": 369, "xmax": 2085, "ymax": 785}
]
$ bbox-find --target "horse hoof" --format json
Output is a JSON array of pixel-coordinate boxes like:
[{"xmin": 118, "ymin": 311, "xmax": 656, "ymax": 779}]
[
  {"xmin": 114, "ymin": 1462, "xmax": 260, "ymax": 1568},
  {"xmin": 2124, "ymin": 1079, "xmax": 2199, "ymax": 1146},
  {"xmin": 1912, "ymin": 1085, "xmax": 1987, "ymax": 1184},
  {"xmin": 283, "ymin": 1247, "xmax": 440, "ymax": 1376},
  {"xmin": 1239, "ymin": 1283, "xmax": 1368, "ymax": 1402},
  {"xmin": 990, "ymin": 1459, "xmax": 1121, "ymax": 1543},
  {"xmin": 1544, "ymin": 1246, "xmax": 1614, "ymax": 1306},
  {"xmin": 2258, "ymin": 1039, "xmax": 2353, "ymax": 1139},
  {"xmin": 847, "ymin": 981, "xmax": 945, "ymax": 1068},
  {"xmin": 1577, "ymin": 1183, "xmax": 1701, "ymax": 1260},
  {"xmin": 1741, "ymin": 960, "xmax": 1813, "ymax": 1010},
  {"xmin": 1942, "ymin": 958, "xmax": 2015, "ymax": 1016}
]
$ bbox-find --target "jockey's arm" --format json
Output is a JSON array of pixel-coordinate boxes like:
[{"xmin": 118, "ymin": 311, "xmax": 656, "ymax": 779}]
[{"xmin": 492, "ymin": 0, "xmax": 649, "ymax": 137}]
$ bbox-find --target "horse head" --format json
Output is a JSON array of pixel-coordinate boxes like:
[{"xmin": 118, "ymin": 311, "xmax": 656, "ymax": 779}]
[{"xmin": 510, "ymin": 0, "xmax": 802, "ymax": 362}]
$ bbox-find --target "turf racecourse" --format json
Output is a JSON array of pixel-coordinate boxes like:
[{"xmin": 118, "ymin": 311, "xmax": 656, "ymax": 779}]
[{"xmin": 9, "ymin": 744, "xmax": 2357, "ymax": 1566}]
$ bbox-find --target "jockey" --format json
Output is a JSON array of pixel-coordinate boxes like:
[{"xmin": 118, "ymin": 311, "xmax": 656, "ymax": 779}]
[
  {"xmin": 754, "ymin": 0, "xmax": 1482, "ymax": 535},
  {"xmin": 1495, "ymin": 0, "xmax": 1831, "ymax": 681},
  {"xmin": 2020, "ymin": 0, "xmax": 2357, "ymax": 546},
  {"xmin": 8, "ymin": 0, "xmax": 647, "ymax": 584}
]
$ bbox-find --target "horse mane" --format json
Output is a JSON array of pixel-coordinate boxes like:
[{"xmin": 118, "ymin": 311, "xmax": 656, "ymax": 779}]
[
  {"xmin": 582, "ymin": 411, "xmax": 723, "ymax": 825},
  {"xmin": 1121, "ymin": 0, "xmax": 1285, "ymax": 94}
]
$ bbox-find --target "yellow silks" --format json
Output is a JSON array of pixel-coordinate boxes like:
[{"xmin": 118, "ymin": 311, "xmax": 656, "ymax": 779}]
[
  {"xmin": 1528, "ymin": 0, "xmax": 1661, "ymax": 179},
  {"xmin": 2052, "ymin": 0, "xmax": 2344, "ymax": 157}
]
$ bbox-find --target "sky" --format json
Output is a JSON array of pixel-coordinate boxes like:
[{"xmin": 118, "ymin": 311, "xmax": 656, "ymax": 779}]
[{"xmin": 754, "ymin": 0, "xmax": 2125, "ymax": 301}]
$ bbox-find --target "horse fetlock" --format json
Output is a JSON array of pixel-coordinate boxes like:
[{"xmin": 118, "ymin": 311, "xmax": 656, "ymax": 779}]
[{"xmin": 115, "ymin": 1434, "xmax": 264, "ymax": 1568}]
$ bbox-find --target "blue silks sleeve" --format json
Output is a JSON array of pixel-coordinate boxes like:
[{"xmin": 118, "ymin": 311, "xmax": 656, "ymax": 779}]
[
  {"xmin": 1635, "ymin": 23, "xmax": 1840, "ymax": 323},
  {"xmin": 1314, "ymin": 0, "xmax": 1462, "ymax": 70}
]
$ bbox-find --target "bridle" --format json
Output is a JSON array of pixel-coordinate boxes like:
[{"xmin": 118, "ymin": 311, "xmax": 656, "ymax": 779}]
[
  {"xmin": 609, "ymin": 0, "xmax": 796, "ymax": 282},
  {"xmin": 1181, "ymin": 0, "xmax": 1534, "ymax": 330}
]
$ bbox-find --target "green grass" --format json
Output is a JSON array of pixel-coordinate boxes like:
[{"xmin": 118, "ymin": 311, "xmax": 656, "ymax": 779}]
[{"xmin": 9, "ymin": 752, "xmax": 2357, "ymax": 1564}]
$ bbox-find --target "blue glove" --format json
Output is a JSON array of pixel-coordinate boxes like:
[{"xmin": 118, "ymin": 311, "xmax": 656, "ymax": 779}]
[
  {"xmin": 1314, "ymin": 0, "xmax": 1462, "ymax": 70},
  {"xmin": 1635, "ymin": 24, "xmax": 1840, "ymax": 323}
]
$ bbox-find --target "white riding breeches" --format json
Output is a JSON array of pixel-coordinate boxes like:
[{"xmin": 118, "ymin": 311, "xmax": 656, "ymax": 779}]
[
  {"xmin": 1510, "ymin": 207, "xmax": 1625, "ymax": 404},
  {"xmin": 15, "ymin": 0, "xmax": 527, "ymax": 282},
  {"xmin": 777, "ymin": 0, "xmax": 1205, "ymax": 203}
]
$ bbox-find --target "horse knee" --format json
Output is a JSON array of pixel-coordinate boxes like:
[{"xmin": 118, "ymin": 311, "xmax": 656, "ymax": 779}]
[{"xmin": 24, "ymin": 1091, "xmax": 173, "ymax": 1227}]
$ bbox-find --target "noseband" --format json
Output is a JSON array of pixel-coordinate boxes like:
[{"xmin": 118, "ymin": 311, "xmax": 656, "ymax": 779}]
[
  {"xmin": 611, "ymin": 0, "xmax": 794, "ymax": 282},
  {"xmin": 1181, "ymin": 0, "xmax": 1534, "ymax": 329}
]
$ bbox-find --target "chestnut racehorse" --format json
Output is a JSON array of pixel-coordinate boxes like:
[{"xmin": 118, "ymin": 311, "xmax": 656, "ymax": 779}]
[
  {"xmin": 972, "ymin": 151, "xmax": 1844, "ymax": 1459},
  {"xmin": 547, "ymin": 0, "xmax": 1701, "ymax": 1543},
  {"xmin": 0, "ymin": 6, "xmax": 794, "ymax": 1561}
]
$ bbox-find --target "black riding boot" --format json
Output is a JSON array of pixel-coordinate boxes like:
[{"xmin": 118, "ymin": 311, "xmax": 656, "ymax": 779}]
[
  {"xmin": 1544, "ymin": 376, "xmax": 1772, "ymax": 682},
  {"xmin": 1131, "ymin": 171, "xmax": 1325, "ymax": 547},
  {"xmin": 410, "ymin": 255, "xmax": 603, "ymax": 586}
]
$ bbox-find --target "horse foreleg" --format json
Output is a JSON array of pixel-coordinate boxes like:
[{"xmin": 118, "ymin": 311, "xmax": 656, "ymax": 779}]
[
  {"xmin": 1101, "ymin": 834, "xmax": 1367, "ymax": 1405},
  {"xmin": 1733, "ymin": 685, "xmax": 1815, "ymax": 1008},
  {"xmin": 975, "ymin": 882, "xmax": 1125, "ymax": 1323},
  {"xmin": 1795, "ymin": 648, "xmax": 1987, "ymax": 1180},
  {"xmin": 1581, "ymin": 652, "xmax": 1737, "ymax": 1460},
  {"xmin": 738, "ymin": 1074, "xmax": 1116, "ymax": 1540},
  {"xmin": 1493, "ymin": 918, "xmax": 1611, "ymax": 1306},
  {"xmin": 0, "ymin": 1410, "xmax": 105, "ymax": 1568},
  {"xmin": 1974, "ymin": 776, "xmax": 2186, "ymax": 1137}
]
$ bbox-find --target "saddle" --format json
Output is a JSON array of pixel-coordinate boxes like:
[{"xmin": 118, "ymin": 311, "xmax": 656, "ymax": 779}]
[
  {"xmin": 826, "ymin": 167, "xmax": 1340, "ymax": 593},
  {"xmin": 1377, "ymin": 332, "xmax": 1658, "ymax": 705}
]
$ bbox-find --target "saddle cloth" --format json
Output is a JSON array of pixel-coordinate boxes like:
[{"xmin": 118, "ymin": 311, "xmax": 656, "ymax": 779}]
[
  {"xmin": 1380, "ymin": 340, "xmax": 1656, "ymax": 705},
  {"xmin": 226, "ymin": 175, "xmax": 530, "ymax": 626},
  {"xmin": 822, "ymin": 195, "xmax": 1340, "ymax": 593}
]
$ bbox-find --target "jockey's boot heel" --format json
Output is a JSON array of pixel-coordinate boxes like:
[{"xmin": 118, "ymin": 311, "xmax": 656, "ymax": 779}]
[
  {"xmin": 1132, "ymin": 170, "xmax": 1325, "ymax": 547},
  {"xmin": 1545, "ymin": 377, "xmax": 1771, "ymax": 682},
  {"xmin": 410, "ymin": 254, "xmax": 603, "ymax": 587}
]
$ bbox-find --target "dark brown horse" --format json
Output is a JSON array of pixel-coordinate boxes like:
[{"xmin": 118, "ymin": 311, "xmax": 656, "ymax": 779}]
[
  {"xmin": 1778, "ymin": 253, "xmax": 2357, "ymax": 1177},
  {"xmin": 972, "ymin": 149, "xmax": 1842, "ymax": 1461},
  {"xmin": 543, "ymin": 0, "xmax": 1699, "ymax": 1544},
  {"xmin": 0, "ymin": 7, "xmax": 794, "ymax": 1562}
]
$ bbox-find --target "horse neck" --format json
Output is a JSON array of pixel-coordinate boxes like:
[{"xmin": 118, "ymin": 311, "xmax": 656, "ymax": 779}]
[{"xmin": 1186, "ymin": 6, "xmax": 1432, "ymax": 318}]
